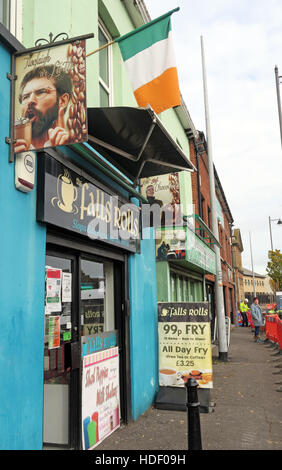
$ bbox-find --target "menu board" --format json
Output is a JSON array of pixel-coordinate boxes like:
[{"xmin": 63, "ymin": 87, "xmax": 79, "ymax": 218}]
[
  {"xmin": 82, "ymin": 347, "xmax": 120, "ymax": 450},
  {"xmin": 158, "ymin": 302, "xmax": 213, "ymax": 389}
]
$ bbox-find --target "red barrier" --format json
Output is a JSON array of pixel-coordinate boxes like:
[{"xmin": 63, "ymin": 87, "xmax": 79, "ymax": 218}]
[
  {"xmin": 265, "ymin": 315, "xmax": 280, "ymax": 344},
  {"xmin": 247, "ymin": 311, "xmax": 254, "ymax": 328},
  {"xmin": 278, "ymin": 318, "xmax": 282, "ymax": 350}
]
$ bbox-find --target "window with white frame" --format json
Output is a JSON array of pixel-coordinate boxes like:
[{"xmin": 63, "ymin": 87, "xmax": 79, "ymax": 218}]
[
  {"xmin": 0, "ymin": 0, "xmax": 10, "ymax": 28},
  {"xmin": 98, "ymin": 19, "xmax": 112, "ymax": 107},
  {"xmin": 0, "ymin": 0, "xmax": 22, "ymax": 39}
]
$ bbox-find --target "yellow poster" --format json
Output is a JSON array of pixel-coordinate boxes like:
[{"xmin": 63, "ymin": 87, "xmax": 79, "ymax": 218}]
[{"xmin": 158, "ymin": 302, "xmax": 213, "ymax": 389}]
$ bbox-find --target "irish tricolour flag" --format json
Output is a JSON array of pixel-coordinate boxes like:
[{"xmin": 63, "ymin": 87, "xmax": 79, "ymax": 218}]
[{"xmin": 115, "ymin": 8, "xmax": 181, "ymax": 115}]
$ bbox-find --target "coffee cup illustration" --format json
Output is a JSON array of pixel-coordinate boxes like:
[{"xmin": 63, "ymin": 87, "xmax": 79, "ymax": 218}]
[
  {"xmin": 14, "ymin": 117, "xmax": 32, "ymax": 149},
  {"xmin": 159, "ymin": 368, "xmax": 178, "ymax": 386},
  {"xmin": 52, "ymin": 169, "xmax": 78, "ymax": 213}
]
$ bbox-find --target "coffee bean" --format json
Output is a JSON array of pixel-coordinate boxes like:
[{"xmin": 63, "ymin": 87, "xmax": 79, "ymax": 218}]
[
  {"xmin": 78, "ymin": 91, "xmax": 85, "ymax": 102},
  {"xmin": 67, "ymin": 39, "xmax": 87, "ymax": 143},
  {"xmin": 80, "ymin": 106, "xmax": 86, "ymax": 123}
]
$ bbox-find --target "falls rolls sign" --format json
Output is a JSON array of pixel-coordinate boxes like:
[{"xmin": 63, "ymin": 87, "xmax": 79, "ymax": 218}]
[
  {"xmin": 158, "ymin": 302, "xmax": 213, "ymax": 389},
  {"xmin": 37, "ymin": 154, "xmax": 140, "ymax": 252}
]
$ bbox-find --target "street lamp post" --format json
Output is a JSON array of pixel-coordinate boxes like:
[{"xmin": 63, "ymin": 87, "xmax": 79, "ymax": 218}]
[
  {"xmin": 268, "ymin": 216, "xmax": 282, "ymax": 251},
  {"xmin": 249, "ymin": 232, "xmax": 256, "ymax": 297},
  {"xmin": 275, "ymin": 66, "xmax": 282, "ymax": 149}
]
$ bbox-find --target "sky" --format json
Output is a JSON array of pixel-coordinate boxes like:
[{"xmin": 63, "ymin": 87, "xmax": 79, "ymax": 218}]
[{"xmin": 144, "ymin": 0, "xmax": 282, "ymax": 274}]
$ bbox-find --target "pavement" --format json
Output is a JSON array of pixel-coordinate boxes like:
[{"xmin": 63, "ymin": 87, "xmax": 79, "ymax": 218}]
[{"xmin": 97, "ymin": 326, "xmax": 282, "ymax": 451}]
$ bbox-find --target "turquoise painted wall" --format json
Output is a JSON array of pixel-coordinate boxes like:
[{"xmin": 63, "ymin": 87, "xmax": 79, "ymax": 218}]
[
  {"xmin": 0, "ymin": 40, "xmax": 46, "ymax": 450},
  {"xmin": 128, "ymin": 227, "xmax": 158, "ymax": 421}
]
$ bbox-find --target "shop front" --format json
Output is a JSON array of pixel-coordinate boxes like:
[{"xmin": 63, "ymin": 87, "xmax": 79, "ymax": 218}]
[{"xmin": 37, "ymin": 150, "xmax": 140, "ymax": 449}]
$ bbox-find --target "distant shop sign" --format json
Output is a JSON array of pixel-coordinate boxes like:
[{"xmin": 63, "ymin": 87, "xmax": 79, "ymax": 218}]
[{"xmin": 186, "ymin": 227, "xmax": 216, "ymax": 274}]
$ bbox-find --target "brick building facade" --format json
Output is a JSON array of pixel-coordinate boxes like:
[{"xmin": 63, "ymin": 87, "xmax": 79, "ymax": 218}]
[
  {"xmin": 189, "ymin": 131, "xmax": 236, "ymax": 329},
  {"xmin": 231, "ymin": 228, "xmax": 245, "ymax": 311}
]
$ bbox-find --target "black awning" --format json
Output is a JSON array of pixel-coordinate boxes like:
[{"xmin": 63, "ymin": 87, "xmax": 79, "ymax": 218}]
[{"xmin": 87, "ymin": 107, "xmax": 196, "ymax": 183}]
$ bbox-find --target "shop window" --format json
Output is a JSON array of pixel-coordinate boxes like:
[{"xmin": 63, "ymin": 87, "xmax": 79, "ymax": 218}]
[
  {"xmin": 190, "ymin": 282, "xmax": 195, "ymax": 301},
  {"xmin": 196, "ymin": 282, "xmax": 203, "ymax": 301},
  {"xmin": 170, "ymin": 270, "xmax": 204, "ymax": 303},
  {"xmin": 99, "ymin": 19, "xmax": 112, "ymax": 107},
  {"xmin": 0, "ymin": 0, "xmax": 9, "ymax": 27},
  {"xmin": 184, "ymin": 279, "xmax": 189, "ymax": 301},
  {"xmin": 171, "ymin": 273, "xmax": 176, "ymax": 302}
]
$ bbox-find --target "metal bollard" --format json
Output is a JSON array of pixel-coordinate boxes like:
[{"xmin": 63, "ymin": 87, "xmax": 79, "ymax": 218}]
[{"xmin": 185, "ymin": 378, "xmax": 202, "ymax": 450}]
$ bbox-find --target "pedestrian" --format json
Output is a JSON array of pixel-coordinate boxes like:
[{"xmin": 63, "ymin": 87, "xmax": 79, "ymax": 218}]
[
  {"xmin": 240, "ymin": 298, "xmax": 249, "ymax": 327},
  {"xmin": 250, "ymin": 297, "xmax": 264, "ymax": 343}
]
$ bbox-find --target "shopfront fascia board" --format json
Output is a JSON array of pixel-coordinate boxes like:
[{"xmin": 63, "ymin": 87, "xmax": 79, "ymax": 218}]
[{"xmin": 37, "ymin": 151, "xmax": 141, "ymax": 253}]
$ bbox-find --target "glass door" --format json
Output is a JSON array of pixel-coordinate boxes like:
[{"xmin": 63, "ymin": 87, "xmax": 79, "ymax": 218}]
[
  {"xmin": 80, "ymin": 259, "xmax": 115, "ymax": 335},
  {"xmin": 43, "ymin": 246, "xmax": 127, "ymax": 449},
  {"xmin": 80, "ymin": 257, "xmax": 126, "ymax": 449},
  {"xmin": 43, "ymin": 253, "xmax": 77, "ymax": 447}
]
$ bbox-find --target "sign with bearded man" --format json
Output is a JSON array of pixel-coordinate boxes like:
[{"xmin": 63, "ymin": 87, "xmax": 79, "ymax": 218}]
[{"xmin": 14, "ymin": 37, "xmax": 88, "ymax": 153}]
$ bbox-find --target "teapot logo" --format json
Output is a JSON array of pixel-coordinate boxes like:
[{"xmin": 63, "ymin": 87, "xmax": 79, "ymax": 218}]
[
  {"xmin": 51, "ymin": 169, "xmax": 78, "ymax": 214},
  {"xmin": 160, "ymin": 308, "xmax": 169, "ymax": 317}
]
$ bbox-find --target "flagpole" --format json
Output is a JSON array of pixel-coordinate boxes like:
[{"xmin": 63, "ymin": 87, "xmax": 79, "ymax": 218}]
[
  {"xmin": 200, "ymin": 36, "xmax": 228, "ymax": 361},
  {"xmin": 86, "ymin": 7, "xmax": 180, "ymax": 58},
  {"xmin": 115, "ymin": 7, "xmax": 180, "ymax": 44},
  {"xmin": 86, "ymin": 40, "xmax": 114, "ymax": 58},
  {"xmin": 275, "ymin": 65, "xmax": 282, "ymax": 149}
]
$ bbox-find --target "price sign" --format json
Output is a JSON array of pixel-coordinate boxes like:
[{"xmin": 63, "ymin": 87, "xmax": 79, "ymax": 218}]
[{"xmin": 158, "ymin": 302, "xmax": 213, "ymax": 389}]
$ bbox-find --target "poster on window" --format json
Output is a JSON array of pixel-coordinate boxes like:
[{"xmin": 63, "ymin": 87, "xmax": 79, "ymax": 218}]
[
  {"xmin": 81, "ymin": 347, "xmax": 120, "ymax": 450},
  {"xmin": 14, "ymin": 38, "xmax": 88, "ymax": 154},
  {"xmin": 48, "ymin": 315, "xmax": 61, "ymax": 349},
  {"xmin": 158, "ymin": 302, "xmax": 213, "ymax": 389},
  {"xmin": 45, "ymin": 267, "xmax": 62, "ymax": 313},
  {"xmin": 62, "ymin": 272, "xmax": 72, "ymax": 303}
]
